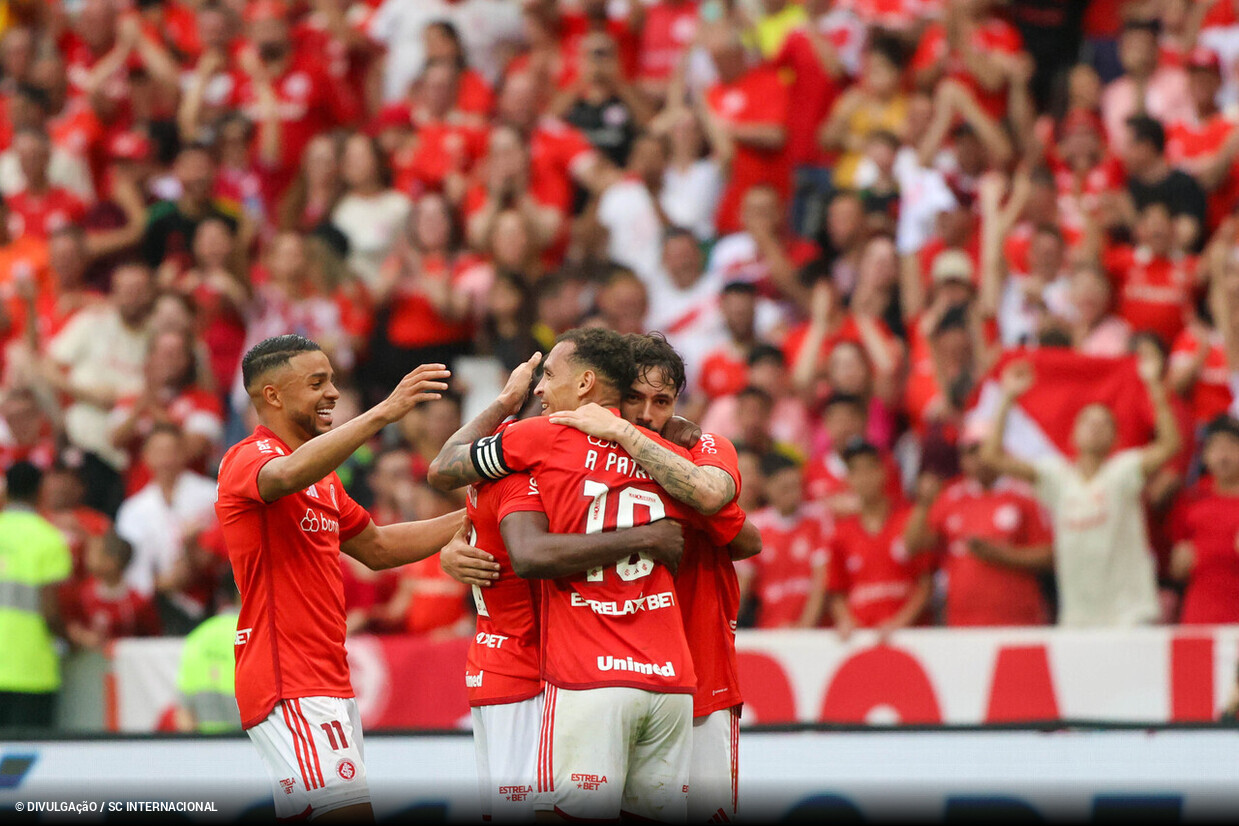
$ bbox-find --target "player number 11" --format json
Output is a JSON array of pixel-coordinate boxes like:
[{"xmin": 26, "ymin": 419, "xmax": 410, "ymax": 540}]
[{"xmin": 581, "ymin": 480, "xmax": 664, "ymax": 582}]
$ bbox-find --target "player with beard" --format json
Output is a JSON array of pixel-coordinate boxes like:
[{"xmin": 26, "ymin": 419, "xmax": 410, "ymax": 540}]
[
  {"xmin": 429, "ymin": 328, "xmax": 744, "ymax": 822},
  {"xmin": 216, "ymin": 335, "xmax": 476, "ymax": 822},
  {"xmin": 548, "ymin": 332, "xmax": 759, "ymax": 823},
  {"xmin": 436, "ymin": 352, "xmax": 689, "ymax": 822}
]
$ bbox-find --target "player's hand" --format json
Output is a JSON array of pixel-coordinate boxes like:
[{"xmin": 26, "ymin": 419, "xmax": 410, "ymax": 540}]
[
  {"xmin": 498, "ymin": 351, "xmax": 542, "ymax": 415},
  {"xmin": 642, "ymin": 519, "xmax": 685, "ymax": 574},
  {"xmin": 549, "ymin": 402, "xmax": 626, "ymax": 441},
  {"xmin": 1000, "ymin": 360, "xmax": 1034, "ymax": 399},
  {"xmin": 380, "ymin": 363, "xmax": 451, "ymax": 424},
  {"xmin": 662, "ymin": 416, "xmax": 702, "ymax": 450},
  {"xmin": 439, "ymin": 520, "xmax": 500, "ymax": 587}
]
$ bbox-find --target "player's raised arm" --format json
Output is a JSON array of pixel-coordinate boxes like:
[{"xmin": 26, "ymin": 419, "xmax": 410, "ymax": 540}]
[
  {"xmin": 256, "ymin": 362, "xmax": 450, "ymax": 502},
  {"xmin": 499, "ymin": 511, "xmax": 686, "ymax": 579},
  {"xmin": 549, "ymin": 404, "xmax": 736, "ymax": 515},
  {"xmin": 427, "ymin": 352, "xmax": 542, "ymax": 491},
  {"xmin": 341, "ymin": 510, "xmax": 468, "ymax": 572}
]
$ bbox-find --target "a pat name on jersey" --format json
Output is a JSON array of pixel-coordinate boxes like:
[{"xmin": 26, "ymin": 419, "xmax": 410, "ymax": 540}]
[
  {"xmin": 596, "ymin": 656, "xmax": 676, "ymax": 677},
  {"xmin": 583, "ymin": 447, "xmax": 651, "ymax": 480},
  {"xmin": 570, "ymin": 590, "xmax": 675, "ymax": 615}
]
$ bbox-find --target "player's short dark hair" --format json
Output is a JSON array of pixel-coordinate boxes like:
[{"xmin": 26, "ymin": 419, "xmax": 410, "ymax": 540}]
[
  {"xmin": 4, "ymin": 460, "xmax": 42, "ymax": 502},
  {"xmin": 841, "ymin": 437, "xmax": 881, "ymax": 465},
  {"xmin": 556, "ymin": 328, "xmax": 636, "ymax": 394},
  {"xmin": 759, "ymin": 451, "xmax": 799, "ymax": 477},
  {"xmin": 1126, "ymin": 114, "xmax": 1165, "ymax": 154},
  {"xmin": 101, "ymin": 529, "xmax": 134, "ymax": 569},
  {"xmin": 628, "ymin": 332, "xmax": 687, "ymax": 397},
  {"xmin": 721, "ymin": 280, "xmax": 757, "ymax": 297},
  {"xmin": 241, "ymin": 334, "xmax": 323, "ymax": 392}
]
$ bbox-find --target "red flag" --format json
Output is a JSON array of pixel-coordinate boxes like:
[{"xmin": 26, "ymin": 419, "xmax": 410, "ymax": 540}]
[{"xmin": 968, "ymin": 349, "xmax": 1155, "ymax": 459}]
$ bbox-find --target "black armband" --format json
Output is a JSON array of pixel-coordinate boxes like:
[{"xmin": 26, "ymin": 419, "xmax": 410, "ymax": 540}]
[{"xmin": 471, "ymin": 433, "xmax": 512, "ymax": 481}]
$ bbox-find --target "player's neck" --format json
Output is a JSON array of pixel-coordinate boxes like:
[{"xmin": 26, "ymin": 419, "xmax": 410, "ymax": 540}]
[{"xmin": 258, "ymin": 417, "xmax": 309, "ymax": 451}]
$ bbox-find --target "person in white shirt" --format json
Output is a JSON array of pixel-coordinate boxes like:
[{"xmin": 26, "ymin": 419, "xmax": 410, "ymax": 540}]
[
  {"xmin": 330, "ymin": 132, "xmax": 412, "ymax": 290},
  {"xmin": 979, "ymin": 353, "xmax": 1181, "ymax": 628},
  {"xmin": 114, "ymin": 423, "xmax": 219, "ymax": 633}
]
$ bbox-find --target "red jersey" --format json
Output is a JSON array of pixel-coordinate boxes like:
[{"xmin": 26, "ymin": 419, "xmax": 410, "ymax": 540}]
[
  {"xmin": 1049, "ymin": 152, "xmax": 1126, "ymax": 237},
  {"xmin": 215, "ymin": 426, "xmax": 372, "ymax": 729},
  {"xmin": 529, "ymin": 117, "xmax": 597, "ymax": 214},
  {"xmin": 774, "ymin": 22, "xmax": 859, "ymax": 166},
  {"xmin": 61, "ymin": 576, "xmax": 161, "ymax": 641},
  {"xmin": 1166, "ymin": 113, "xmax": 1239, "ymax": 233},
  {"xmin": 1104, "ymin": 245, "xmax": 1199, "ymax": 347},
  {"xmin": 910, "ymin": 18, "xmax": 1023, "ymax": 120},
  {"xmin": 111, "ymin": 387, "xmax": 224, "ymax": 495},
  {"xmin": 675, "ymin": 433, "xmax": 747, "ymax": 717},
  {"xmin": 464, "ymin": 472, "xmax": 546, "ymax": 707},
  {"xmin": 781, "ymin": 315, "xmax": 901, "ymax": 376},
  {"xmin": 638, "ymin": 2, "xmax": 700, "ymax": 82},
  {"xmin": 706, "ymin": 66, "xmax": 792, "ymax": 235},
  {"xmin": 5, "ymin": 188, "xmax": 88, "ymax": 240},
  {"xmin": 802, "ymin": 449, "xmax": 904, "ymax": 513},
  {"xmin": 391, "ymin": 117, "xmax": 487, "ymax": 195},
  {"xmin": 1170, "ymin": 326, "xmax": 1233, "ymax": 425},
  {"xmin": 401, "ymin": 554, "xmax": 467, "ymax": 635},
  {"xmin": 744, "ymin": 504, "xmax": 830, "ymax": 629},
  {"xmin": 1171, "ymin": 485, "xmax": 1239, "ymax": 624},
  {"xmin": 927, "ymin": 477, "xmax": 1052, "ymax": 626},
  {"xmin": 827, "ymin": 505, "xmax": 932, "ymax": 627},
  {"xmin": 474, "ymin": 412, "xmax": 741, "ymax": 693},
  {"xmin": 697, "ymin": 348, "xmax": 749, "ymax": 400},
  {"xmin": 227, "ymin": 52, "xmax": 361, "ymax": 200}
]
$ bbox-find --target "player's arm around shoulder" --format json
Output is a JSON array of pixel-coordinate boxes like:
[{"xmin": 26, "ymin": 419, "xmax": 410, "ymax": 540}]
[
  {"xmin": 548, "ymin": 406, "xmax": 735, "ymax": 515},
  {"xmin": 428, "ymin": 353, "xmax": 542, "ymax": 490}
]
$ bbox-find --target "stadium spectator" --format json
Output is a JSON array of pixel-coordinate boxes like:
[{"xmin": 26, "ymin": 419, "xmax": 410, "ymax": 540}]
[
  {"xmin": 740, "ymin": 453, "xmax": 829, "ymax": 629},
  {"xmin": 557, "ymin": 32, "xmax": 653, "ymax": 169},
  {"xmin": 1170, "ymin": 415, "xmax": 1239, "ymax": 624},
  {"xmin": 276, "ymin": 132, "xmax": 344, "ymax": 233},
  {"xmin": 1101, "ymin": 17, "xmax": 1192, "ymax": 159},
  {"xmin": 0, "ymin": 461, "xmax": 71, "ymax": 732},
  {"xmin": 45, "ymin": 260, "xmax": 155, "ymax": 516},
  {"xmin": 1122, "ymin": 115, "xmax": 1208, "ymax": 251},
  {"xmin": 650, "ymin": 103, "xmax": 730, "ymax": 242},
  {"xmin": 39, "ymin": 459, "xmax": 110, "ymax": 584},
  {"xmin": 5, "ymin": 128, "xmax": 88, "ymax": 240},
  {"xmin": 60, "ymin": 528, "xmax": 161, "ymax": 650},
  {"xmin": 826, "ymin": 438, "xmax": 933, "ymax": 638},
  {"xmin": 905, "ymin": 420, "xmax": 1053, "ymax": 627},
  {"xmin": 331, "ymin": 131, "xmax": 411, "ymax": 290},
  {"xmin": 0, "ymin": 386, "xmax": 56, "ymax": 471},
  {"xmin": 114, "ymin": 423, "xmax": 219, "ymax": 633},
  {"xmin": 981, "ymin": 354, "xmax": 1181, "ymax": 627},
  {"xmin": 141, "ymin": 143, "xmax": 239, "ymax": 274},
  {"xmin": 173, "ymin": 592, "xmax": 240, "ymax": 733}
]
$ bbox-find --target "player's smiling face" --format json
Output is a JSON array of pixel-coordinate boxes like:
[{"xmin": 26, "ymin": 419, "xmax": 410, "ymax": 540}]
[
  {"xmin": 283, "ymin": 351, "xmax": 339, "ymax": 440},
  {"xmin": 533, "ymin": 342, "xmax": 583, "ymax": 415},
  {"xmin": 621, "ymin": 368, "xmax": 678, "ymax": 433}
]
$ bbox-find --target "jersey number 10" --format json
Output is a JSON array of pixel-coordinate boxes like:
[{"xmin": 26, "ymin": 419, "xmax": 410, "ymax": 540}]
[{"xmin": 582, "ymin": 480, "xmax": 663, "ymax": 583}]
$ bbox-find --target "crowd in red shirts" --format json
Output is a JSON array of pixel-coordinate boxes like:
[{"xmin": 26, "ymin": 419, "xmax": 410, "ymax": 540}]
[{"xmin": 4, "ymin": 0, "xmax": 1239, "ymax": 654}]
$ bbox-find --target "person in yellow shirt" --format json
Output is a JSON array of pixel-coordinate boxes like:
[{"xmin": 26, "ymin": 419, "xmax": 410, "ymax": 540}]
[
  {"xmin": 752, "ymin": 0, "xmax": 808, "ymax": 59},
  {"xmin": 818, "ymin": 34, "xmax": 909, "ymax": 190}
]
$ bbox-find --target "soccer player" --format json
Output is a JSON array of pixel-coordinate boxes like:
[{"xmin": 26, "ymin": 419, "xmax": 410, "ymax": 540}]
[
  {"xmin": 437, "ymin": 355, "xmax": 690, "ymax": 822},
  {"xmin": 216, "ymin": 334, "xmax": 477, "ymax": 822},
  {"xmin": 429, "ymin": 328, "xmax": 744, "ymax": 822},
  {"xmin": 547, "ymin": 332, "xmax": 760, "ymax": 823}
]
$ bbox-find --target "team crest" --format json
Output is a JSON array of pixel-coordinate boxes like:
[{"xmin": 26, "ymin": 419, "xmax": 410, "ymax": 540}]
[{"xmin": 336, "ymin": 759, "xmax": 357, "ymax": 781}]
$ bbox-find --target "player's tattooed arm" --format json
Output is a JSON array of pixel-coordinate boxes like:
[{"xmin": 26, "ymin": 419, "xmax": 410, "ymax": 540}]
[
  {"xmin": 501, "ymin": 511, "xmax": 686, "ymax": 578},
  {"xmin": 427, "ymin": 352, "xmax": 542, "ymax": 491},
  {"xmin": 549, "ymin": 403, "xmax": 736, "ymax": 515}
]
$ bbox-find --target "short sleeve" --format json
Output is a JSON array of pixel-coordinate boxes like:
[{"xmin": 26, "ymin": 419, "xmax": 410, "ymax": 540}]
[
  {"xmin": 473, "ymin": 416, "xmax": 554, "ymax": 480},
  {"xmin": 702, "ymin": 501, "xmax": 746, "ymax": 547},
  {"xmin": 690, "ymin": 432, "xmax": 741, "ymax": 502},
  {"xmin": 218, "ymin": 439, "xmax": 285, "ymax": 504},
  {"xmin": 1031, "ymin": 455, "xmax": 1067, "ymax": 510},
  {"xmin": 1107, "ymin": 449, "xmax": 1147, "ymax": 498},
  {"xmin": 336, "ymin": 479, "xmax": 371, "ymax": 543},
  {"xmin": 495, "ymin": 473, "xmax": 547, "ymax": 521}
]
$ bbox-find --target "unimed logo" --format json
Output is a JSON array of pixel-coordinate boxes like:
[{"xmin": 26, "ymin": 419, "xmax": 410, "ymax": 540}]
[
  {"xmin": 596, "ymin": 656, "xmax": 675, "ymax": 677},
  {"xmin": 0, "ymin": 754, "xmax": 36, "ymax": 789}
]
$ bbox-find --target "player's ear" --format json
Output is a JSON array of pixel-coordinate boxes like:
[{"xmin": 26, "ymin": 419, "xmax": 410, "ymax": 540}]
[
  {"xmin": 578, "ymin": 369, "xmax": 595, "ymax": 398},
  {"xmin": 262, "ymin": 383, "xmax": 282, "ymax": 409}
]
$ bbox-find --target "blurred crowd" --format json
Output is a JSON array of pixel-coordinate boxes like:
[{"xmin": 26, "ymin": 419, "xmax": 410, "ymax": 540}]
[{"xmin": 6, "ymin": 0, "xmax": 1239, "ymax": 727}]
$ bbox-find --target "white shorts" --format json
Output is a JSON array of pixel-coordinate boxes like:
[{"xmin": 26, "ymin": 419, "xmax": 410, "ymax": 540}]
[
  {"xmin": 542, "ymin": 685, "xmax": 692, "ymax": 823},
  {"xmin": 689, "ymin": 707, "xmax": 740, "ymax": 823},
  {"xmin": 471, "ymin": 694, "xmax": 551, "ymax": 822},
  {"xmin": 246, "ymin": 696, "xmax": 370, "ymax": 820}
]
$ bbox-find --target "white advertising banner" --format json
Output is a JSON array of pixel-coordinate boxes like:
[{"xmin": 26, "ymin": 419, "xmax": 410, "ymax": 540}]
[
  {"xmin": 108, "ymin": 626, "xmax": 1239, "ymax": 732},
  {"xmin": 2, "ymin": 731, "xmax": 1238, "ymax": 822}
]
